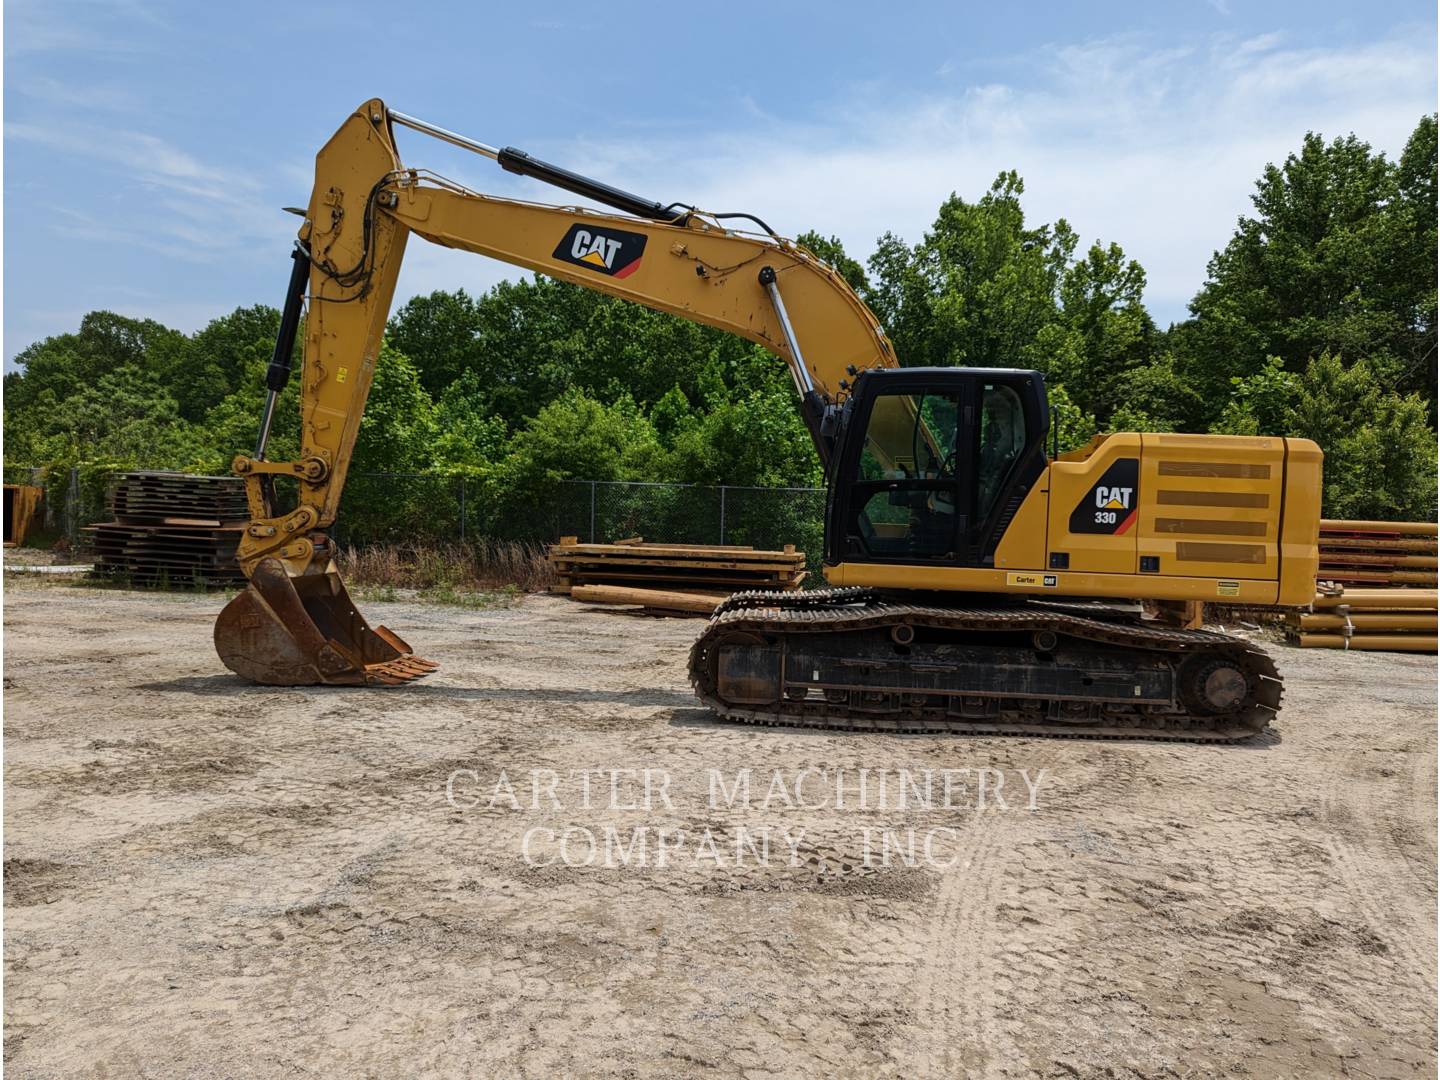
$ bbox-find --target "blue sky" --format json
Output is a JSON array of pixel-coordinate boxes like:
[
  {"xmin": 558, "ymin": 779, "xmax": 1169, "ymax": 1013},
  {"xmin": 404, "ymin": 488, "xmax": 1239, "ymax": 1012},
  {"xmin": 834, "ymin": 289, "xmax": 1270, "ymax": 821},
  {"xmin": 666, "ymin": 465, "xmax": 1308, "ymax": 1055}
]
[{"xmin": 4, "ymin": 0, "xmax": 1435, "ymax": 367}]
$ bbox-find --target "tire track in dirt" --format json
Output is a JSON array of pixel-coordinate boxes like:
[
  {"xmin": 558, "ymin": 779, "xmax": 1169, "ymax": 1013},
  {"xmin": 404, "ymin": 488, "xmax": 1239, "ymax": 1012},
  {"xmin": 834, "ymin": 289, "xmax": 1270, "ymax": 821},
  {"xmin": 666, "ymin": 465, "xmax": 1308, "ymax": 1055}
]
[
  {"xmin": 1311, "ymin": 688, "xmax": 1437, "ymax": 1005},
  {"xmin": 911, "ymin": 817, "xmax": 1007, "ymax": 1076},
  {"xmin": 1321, "ymin": 817, "xmax": 1435, "ymax": 992},
  {"xmin": 4, "ymin": 584, "xmax": 1435, "ymax": 1078},
  {"xmin": 902, "ymin": 742, "xmax": 1065, "ymax": 1077}
]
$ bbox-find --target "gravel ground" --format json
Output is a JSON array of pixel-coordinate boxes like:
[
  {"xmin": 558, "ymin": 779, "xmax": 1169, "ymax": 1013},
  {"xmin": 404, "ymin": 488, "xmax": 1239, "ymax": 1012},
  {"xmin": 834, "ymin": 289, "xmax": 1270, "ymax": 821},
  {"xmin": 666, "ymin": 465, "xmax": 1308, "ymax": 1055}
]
[{"xmin": 3, "ymin": 580, "xmax": 1435, "ymax": 1078}]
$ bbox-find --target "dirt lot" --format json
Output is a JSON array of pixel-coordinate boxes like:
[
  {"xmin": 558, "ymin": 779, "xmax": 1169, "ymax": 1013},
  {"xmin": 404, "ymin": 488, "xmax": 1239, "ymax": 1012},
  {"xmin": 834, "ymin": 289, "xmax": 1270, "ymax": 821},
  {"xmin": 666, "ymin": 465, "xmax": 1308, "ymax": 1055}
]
[{"xmin": 4, "ymin": 580, "xmax": 1436, "ymax": 1078}]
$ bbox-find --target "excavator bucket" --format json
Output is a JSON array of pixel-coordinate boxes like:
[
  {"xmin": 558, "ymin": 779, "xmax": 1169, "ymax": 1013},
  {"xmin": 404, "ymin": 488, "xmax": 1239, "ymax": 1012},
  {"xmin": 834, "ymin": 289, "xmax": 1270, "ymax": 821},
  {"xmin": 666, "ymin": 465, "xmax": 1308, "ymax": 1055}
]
[{"xmin": 214, "ymin": 557, "xmax": 438, "ymax": 686}]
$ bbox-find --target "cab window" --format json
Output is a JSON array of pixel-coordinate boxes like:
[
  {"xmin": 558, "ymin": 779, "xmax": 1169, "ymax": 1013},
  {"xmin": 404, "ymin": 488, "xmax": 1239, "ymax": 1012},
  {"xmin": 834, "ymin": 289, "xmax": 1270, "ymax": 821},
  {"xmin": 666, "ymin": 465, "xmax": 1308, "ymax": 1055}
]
[
  {"xmin": 977, "ymin": 384, "xmax": 1026, "ymax": 521},
  {"xmin": 849, "ymin": 391, "xmax": 961, "ymax": 557}
]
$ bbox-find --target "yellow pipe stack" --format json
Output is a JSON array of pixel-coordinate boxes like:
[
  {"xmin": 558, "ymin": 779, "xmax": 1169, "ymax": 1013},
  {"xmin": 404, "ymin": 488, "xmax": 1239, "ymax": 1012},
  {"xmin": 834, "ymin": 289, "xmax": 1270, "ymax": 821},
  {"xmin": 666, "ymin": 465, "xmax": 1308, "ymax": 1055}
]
[
  {"xmin": 1292, "ymin": 519, "xmax": 1440, "ymax": 652},
  {"xmin": 1316, "ymin": 519, "xmax": 1438, "ymax": 587}
]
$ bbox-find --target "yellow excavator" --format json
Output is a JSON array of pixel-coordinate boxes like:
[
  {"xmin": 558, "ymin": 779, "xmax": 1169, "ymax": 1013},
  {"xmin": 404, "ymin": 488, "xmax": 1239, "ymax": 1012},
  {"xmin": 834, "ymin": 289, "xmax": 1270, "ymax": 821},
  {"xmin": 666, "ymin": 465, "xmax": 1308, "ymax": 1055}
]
[{"xmin": 214, "ymin": 99, "xmax": 1323, "ymax": 742}]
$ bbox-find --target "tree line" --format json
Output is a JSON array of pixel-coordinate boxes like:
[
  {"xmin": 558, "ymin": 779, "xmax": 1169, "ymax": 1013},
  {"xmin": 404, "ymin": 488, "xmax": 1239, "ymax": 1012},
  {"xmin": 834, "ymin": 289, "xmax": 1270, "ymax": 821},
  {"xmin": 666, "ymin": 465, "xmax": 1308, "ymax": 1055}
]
[{"xmin": 5, "ymin": 115, "xmax": 1436, "ymax": 524}]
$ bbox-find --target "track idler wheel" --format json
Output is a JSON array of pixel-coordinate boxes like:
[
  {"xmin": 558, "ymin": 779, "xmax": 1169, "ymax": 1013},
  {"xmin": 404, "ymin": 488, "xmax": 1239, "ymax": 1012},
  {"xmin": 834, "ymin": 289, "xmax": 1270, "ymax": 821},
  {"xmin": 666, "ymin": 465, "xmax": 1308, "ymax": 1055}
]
[
  {"xmin": 1179, "ymin": 654, "xmax": 1250, "ymax": 715},
  {"xmin": 214, "ymin": 557, "xmax": 438, "ymax": 687}
]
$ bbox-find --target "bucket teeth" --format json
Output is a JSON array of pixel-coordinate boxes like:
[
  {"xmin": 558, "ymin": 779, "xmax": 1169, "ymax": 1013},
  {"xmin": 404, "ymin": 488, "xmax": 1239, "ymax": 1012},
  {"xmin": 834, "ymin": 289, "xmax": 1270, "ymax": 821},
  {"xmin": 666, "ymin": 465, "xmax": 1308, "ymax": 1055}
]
[
  {"xmin": 392, "ymin": 657, "xmax": 438, "ymax": 677},
  {"xmin": 364, "ymin": 657, "xmax": 439, "ymax": 685}
]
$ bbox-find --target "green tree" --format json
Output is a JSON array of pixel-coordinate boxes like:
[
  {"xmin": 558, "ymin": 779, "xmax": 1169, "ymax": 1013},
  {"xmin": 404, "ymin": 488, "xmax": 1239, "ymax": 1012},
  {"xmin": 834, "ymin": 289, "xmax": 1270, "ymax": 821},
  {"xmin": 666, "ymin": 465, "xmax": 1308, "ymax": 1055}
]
[
  {"xmin": 1107, "ymin": 355, "xmax": 1206, "ymax": 433},
  {"xmin": 1048, "ymin": 242, "xmax": 1157, "ymax": 422},
  {"xmin": 8, "ymin": 366, "xmax": 197, "ymax": 467},
  {"xmin": 866, "ymin": 172, "xmax": 1077, "ymax": 371},
  {"xmin": 1178, "ymin": 116, "xmax": 1439, "ymax": 414},
  {"xmin": 5, "ymin": 311, "xmax": 187, "ymax": 415},
  {"xmin": 1044, "ymin": 383, "xmax": 1098, "ymax": 453},
  {"xmin": 177, "ymin": 305, "xmax": 282, "ymax": 422},
  {"xmin": 1210, "ymin": 356, "xmax": 1301, "ymax": 437},
  {"xmin": 568, "ymin": 294, "xmax": 754, "ymax": 410},
  {"xmin": 385, "ymin": 288, "xmax": 484, "ymax": 398},
  {"xmin": 1391, "ymin": 115, "xmax": 1438, "ymax": 397},
  {"xmin": 350, "ymin": 344, "xmax": 439, "ymax": 474},
  {"xmin": 195, "ymin": 349, "xmax": 303, "ymax": 475},
  {"xmin": 669, "ymin": 383, "xmax": 821, "ymax": 488},
  {"xmin": 431, "ymin": 370, "xmax": 509, "ymax": 468},
  {"xmin": 796, "ymin": 231, "xmax": 869, "ymax": 293},
  {"xmin": 1291, "ymin": 354, "xmax": 1436, "ymax": 519},
  {"xmin": 1215, "ymin": 353, "xmax": 1436, "ymax": 518},
  {"xmin": 497, "ymin": 388, "xmax": 663, "ymax": 489},
  {"xmin": 388, "ymin": 279, "xmax": 603, "ymax": 415}
]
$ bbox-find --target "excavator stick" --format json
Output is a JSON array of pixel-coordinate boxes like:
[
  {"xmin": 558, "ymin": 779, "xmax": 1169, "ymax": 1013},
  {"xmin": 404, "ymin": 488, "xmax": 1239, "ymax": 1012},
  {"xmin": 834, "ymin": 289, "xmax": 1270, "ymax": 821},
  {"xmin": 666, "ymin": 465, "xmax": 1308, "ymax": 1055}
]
[{"xmin": 214, "ymin": 557, "xmax": 438, "ymax": 687}]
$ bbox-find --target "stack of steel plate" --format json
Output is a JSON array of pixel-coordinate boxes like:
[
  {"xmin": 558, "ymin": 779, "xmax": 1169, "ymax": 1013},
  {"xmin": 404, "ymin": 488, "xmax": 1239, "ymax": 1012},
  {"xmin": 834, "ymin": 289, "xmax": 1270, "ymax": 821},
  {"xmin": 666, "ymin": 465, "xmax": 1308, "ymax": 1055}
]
[
  {"xmin": 110, "ymin": 472, "xmax": 251, "ymax": 524},
  {"xmin": 548, "ymin": 536, "xmax": 807, "ymax": 614},
  {"xmin": 86, "ymin": 472, "xmax": 249, "ymax": 587}
]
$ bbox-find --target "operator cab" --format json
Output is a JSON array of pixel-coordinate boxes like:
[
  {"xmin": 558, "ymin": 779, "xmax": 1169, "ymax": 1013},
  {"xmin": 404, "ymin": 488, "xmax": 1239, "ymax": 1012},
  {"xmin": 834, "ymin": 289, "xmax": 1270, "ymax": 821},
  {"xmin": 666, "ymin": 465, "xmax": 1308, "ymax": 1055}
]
[{"xmin": 825, "ymin": 367, "xmax": 1050, "ymax": 568}]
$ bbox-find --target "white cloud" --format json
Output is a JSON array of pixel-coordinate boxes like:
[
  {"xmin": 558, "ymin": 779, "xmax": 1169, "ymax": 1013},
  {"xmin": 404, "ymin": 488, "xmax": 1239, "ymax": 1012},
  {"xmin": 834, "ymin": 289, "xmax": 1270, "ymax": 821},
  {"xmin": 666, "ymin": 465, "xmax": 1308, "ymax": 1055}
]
[
  {"xmin": 8, "ymin": 123, "xmax": 251, "ymax": 201},
  {"xmin": 14, "ymin": 75, "xmax": 144, "ymax": 111},
  {"xmin": 5, "ymin": 25, "xmax": 1432, "ymax": 369},
  {"xmin": 8, "ymin": 123, "xmax": 293, "ymax": 266},
  {"xmin": 387, "ymin": 30, "xmax": 1432, "ymax": 328},
  {"xmin": 2, "ymin": 0, "xmax": 164, "ymax": 57}
]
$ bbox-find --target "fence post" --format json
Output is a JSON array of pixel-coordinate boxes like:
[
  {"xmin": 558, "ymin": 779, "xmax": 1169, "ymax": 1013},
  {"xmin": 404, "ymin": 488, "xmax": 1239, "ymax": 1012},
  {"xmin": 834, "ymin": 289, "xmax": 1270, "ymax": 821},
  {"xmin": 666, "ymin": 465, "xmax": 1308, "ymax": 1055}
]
[
  {"xmin": 66, "ymin": 466, "xmax": 79, "ymax": 546},
  {"xmin": 459, "ymin": 476, "xmax": 467, "ymax": 542},
  {"xmin": 719, "ymin": 485, "xmax": 727, "ymax": 546},
  {"xmin": 589, "ymin": 481, "xmax": 597, "ymax": 543},
  {"xmin": 34, "ymin": 468, "xmax": 56, "ymax": 532}
]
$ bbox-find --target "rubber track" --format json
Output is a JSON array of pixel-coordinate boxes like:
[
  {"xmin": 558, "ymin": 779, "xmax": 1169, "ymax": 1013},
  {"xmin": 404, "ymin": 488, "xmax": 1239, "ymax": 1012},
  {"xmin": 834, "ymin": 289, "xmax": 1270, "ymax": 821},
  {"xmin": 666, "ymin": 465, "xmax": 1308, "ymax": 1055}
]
[{"xmin": 689, "ymin": 588, "xmax": 1283, "ymax": 743}]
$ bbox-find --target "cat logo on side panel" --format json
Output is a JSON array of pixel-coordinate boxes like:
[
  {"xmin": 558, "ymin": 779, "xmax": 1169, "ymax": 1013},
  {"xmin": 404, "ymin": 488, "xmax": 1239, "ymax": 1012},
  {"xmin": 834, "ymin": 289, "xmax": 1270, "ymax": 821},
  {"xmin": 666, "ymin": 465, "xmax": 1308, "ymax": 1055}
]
[{"xmin": 1069, "ymin": 459, "xmax": 1140, "ymax": 535}]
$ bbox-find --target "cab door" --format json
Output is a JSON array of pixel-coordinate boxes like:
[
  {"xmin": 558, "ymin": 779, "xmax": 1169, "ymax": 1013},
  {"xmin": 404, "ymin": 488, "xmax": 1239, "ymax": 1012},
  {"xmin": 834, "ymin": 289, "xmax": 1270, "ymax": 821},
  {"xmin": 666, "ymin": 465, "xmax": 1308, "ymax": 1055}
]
[{"xmin": 831, "ymin": 374, "xmax": 974, "ymax": 565}]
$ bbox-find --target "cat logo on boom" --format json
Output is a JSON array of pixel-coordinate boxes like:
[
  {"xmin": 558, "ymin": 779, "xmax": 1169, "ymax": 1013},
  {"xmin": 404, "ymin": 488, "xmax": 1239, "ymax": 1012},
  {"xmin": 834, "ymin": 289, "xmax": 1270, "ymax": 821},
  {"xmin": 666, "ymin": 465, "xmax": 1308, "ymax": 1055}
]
[{"xmin": 552, "ymin": 224, "xmax": 647, "ymax": 279}]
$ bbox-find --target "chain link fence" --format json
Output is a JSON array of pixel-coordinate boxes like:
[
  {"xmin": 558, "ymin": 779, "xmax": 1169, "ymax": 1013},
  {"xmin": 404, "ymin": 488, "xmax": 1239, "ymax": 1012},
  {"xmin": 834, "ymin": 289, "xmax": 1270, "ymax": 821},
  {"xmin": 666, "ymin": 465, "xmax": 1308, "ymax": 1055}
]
[{"xmin": 3, "ymin": 466, "xmax": 827, "ymax": 562}]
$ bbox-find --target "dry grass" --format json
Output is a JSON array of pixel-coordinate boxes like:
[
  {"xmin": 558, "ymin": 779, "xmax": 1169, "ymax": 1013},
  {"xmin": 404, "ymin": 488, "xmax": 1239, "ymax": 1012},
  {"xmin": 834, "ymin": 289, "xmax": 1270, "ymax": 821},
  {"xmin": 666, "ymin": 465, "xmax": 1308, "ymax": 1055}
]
[
  {"xmin": 1205, "ymin": 603, "xmax": 1289, "ymax": 627},
  {"xmin": 336, "ymin": 540, "xmax": 556, "ymax": 594}
]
